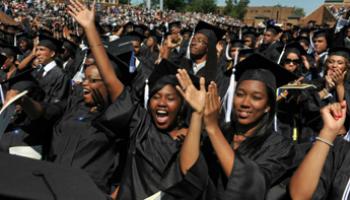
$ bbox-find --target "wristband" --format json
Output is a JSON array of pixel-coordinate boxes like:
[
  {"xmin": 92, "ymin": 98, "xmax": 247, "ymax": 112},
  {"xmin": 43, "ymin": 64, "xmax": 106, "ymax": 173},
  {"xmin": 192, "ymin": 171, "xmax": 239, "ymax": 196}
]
[{"xmin": 315, "ymin": 136, "xmax": 334, "ymax": 147}]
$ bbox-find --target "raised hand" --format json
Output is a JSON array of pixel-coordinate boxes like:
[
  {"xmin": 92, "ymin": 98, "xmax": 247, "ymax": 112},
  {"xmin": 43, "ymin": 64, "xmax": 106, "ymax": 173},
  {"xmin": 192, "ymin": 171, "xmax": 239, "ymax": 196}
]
[
  {"xmin": 330, "ymin": 68, "xmax": 346, "ymax": 86},
  {"xmin": 67, "ymin": 0, "xmax": 96, "ymax": 29},
  {"xmin": 204, "ymin": 82, "xmax": 221, "ymax": 133},
  {"xmin": 176, "ymin": 69, "xmax": 206, "ymax": 113},
  {"xmin": 320, "ymin": 101, "xmax": 347, "ymax": 141}
]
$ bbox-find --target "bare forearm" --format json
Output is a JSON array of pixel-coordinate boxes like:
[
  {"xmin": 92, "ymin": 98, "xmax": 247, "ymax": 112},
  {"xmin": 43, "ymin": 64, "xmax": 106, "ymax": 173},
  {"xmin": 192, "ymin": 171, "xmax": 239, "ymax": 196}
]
[
  {"xmin": 17, "ymin": 53, "xmax": 35, "ymax": 70},
  {"xmin": 207, "ymin": 126, "xmax": 234, "ymax": 177},
  {"xmin": 180, "ymin": 112, "xmax": 202, "ymax": 174},
  {"xmin": 336, "ymin": 84, "xmax": 345, "ymax": 102},
  {"xmin": 83, "ymin": 25, "xmax": 124, "ymax": 101},
  {"xmin": 289, "ymin": 129, "xmax": 333, "ymax": 199}
]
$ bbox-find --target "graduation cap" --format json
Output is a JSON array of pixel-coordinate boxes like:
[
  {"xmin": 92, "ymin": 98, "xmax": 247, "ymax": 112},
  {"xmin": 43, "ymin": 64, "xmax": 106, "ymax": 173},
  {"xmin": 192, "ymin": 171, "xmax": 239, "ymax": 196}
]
[
  {"xmin": 123, "ymin": 21, "xmax": 135, "ymax": 34},
  {"xmin": 278, "ymin": 42, "xmax": 307, "ymax": 57},
  {"xmin": 238, "ymin": 48, "xmax": 255, "ymax": 60},
  {"xmin": 124, "ymin": 31, "xmax": 145, "ymax": 42},
  {"xmin": 235, "ymin": 53, "xmax": 298, "ymax": 90},
  {"xmin": 169, "ymin": 21, "xmax": 181, "ymax": 30},
  {"xmin": 145, "ymin": 59, "xmax": 201, "ymax": 108},
  {"xmin": 62, "ymin": 39, "xmax": 77, "ymax": 54},
  {"xmin": 223, "ymin": 53, "xmax": 298, "ymax": 123},
  {"xmin": 149, "ymin": 29, "xmax": 162, "ymax": 44},
  {"xmin": 38, "ymin": 33, "xmax": 63, "ymax": 53},
  {"xmin": 0, "ymin": 68, "xmax": 38, "ymax": 91},
  {"xmin": 181, "ymin": 28, "xmax": 193, "ymax": 36},
  {"xmin": 0, "ymin": 44, "xmax": 21, "ymax": 58},
  {"xmin": 296, "ymin": 36, "xmax": 310, "ymax": 46},
  {"xmin": 266, "ymin": 25, "xmax": 283, "ymax": 35},
  {"xmin": 135, "ymin": 24, "xmax": 149, "ymax": 35},
  {"xmin": 328, "ymin": 47, "xmax": 350, "ymax": 60},
  {"xmin": 106, "ymin": 37, "xmax": 135, "ymax": 85},
  {"xmin": 0, "ymin": 152, "xmax": 106, "ymax": 200},
  {"xmin": 230, "ymin": 40, "xmax": 244, "ymax": 48},
  {"xmin": 194, "ymin": 21, "xmax": 226, "ymax": 42},
  {"xmin": 16, "ymin": 32, "xmax": 34, "ymax": 42}
]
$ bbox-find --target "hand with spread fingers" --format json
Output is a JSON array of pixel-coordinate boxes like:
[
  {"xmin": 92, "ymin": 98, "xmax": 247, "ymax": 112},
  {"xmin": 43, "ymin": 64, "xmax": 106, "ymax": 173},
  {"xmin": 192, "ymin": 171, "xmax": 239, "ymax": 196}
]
[
  {"xmin": 67, "ymin": 0, "xmax": 96, "ymax": 29},
  {"xmin": 331, "ymin": 68, "xmax": 347, "ymax": 86},
  {"xmin": 176, "ymin": 69, "xmax": 206, "ymax": 113}
]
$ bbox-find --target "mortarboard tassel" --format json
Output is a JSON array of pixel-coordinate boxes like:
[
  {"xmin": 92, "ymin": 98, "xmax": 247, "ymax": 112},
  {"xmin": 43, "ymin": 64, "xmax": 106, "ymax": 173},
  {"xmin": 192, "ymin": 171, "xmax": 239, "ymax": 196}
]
[
  {"xmin": 224, "ymin": 48, "xmax": 239, "ymax": 123},
  {"xmin": 14, "ymin": 33, "xmax": 18, "ymax": 47},
  {"xmin": 277, "ymin": 44, "xmax": 286, "ymax": 64},
  {"xmin": 238, "ymin": 27, "xmax": 242, "ymax": 40},
  {"xmin": 0, "ymin": 84, "xmax": 4, "ymax": 104},
  {"xmin": 144, "ymin": 79, "xmax": 149, "ymax": 109},
  {"xmin": 309, "ymin": 34, "xmax": 314, "ymax": 51},
  {"xmin": 274, "ymin": 88, "xmax": 281, "ymax": 132},
  {"xmin": 185, "ymin": 30, "xmax": 195, "ymax": 59},
  {"xmin": 225, "ymin": 43, "xmax": 233, "ymax": 61},
  {"xmin": 129, "ymin": 51, "xmax": 136, "ymax": 73}
]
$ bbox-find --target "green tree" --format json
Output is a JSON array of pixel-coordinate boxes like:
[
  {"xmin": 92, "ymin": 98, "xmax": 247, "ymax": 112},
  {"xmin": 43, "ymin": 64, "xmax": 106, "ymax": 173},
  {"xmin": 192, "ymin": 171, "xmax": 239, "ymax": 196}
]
[
  {"xmin": 119, "ymin": 0, "xmax": 129, "ymax": 4},
  {"xmin": 188, "ymin": 0, "xmax": 217, "ymax": 13},
  {"xmin": 165, "ymin": 0, "xmax": 186, "ymax": 11},
  {"xmin": 231, "ymin": 0, "xmax": 249, "ymax": 20},
  {"xmin": 224, "ymin": 0, "xmax": 234, "ymax": 15},
  {"xmin": 293, "ymin": 7, "xmax": 305, "ymax": 17}
]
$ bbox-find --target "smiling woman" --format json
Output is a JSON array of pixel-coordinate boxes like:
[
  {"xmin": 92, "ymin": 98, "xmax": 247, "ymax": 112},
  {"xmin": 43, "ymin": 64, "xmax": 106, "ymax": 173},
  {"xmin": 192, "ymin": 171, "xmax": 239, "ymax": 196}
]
[{"xmin": 177, "ymin": 53, "xmax": 300, "ymax": 199}]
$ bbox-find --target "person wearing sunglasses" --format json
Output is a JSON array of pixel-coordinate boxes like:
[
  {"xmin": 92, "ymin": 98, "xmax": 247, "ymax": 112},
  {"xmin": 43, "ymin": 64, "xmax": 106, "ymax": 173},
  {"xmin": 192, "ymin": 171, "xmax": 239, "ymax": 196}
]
[{"xmin": 280, "ymin": 42, "xmax": 311, "ymax": 77}]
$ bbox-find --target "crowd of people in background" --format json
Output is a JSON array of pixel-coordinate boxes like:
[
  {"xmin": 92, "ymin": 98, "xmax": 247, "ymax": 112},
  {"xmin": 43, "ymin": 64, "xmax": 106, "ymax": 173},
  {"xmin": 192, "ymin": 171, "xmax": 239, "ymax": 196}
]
[{"xmin": 1, "ymin": 0, "xmax": 350, "ymax": 199}]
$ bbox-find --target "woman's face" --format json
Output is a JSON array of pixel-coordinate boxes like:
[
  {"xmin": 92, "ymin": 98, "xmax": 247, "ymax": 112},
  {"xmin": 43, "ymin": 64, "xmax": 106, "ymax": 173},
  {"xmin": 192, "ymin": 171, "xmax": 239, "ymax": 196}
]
[
  {"xmin": 149, "ymin": 84, "xmax": 182, "ymax": 130},
  {"xmin": 82, "ymin": 65, "xmax": 108, "ymax": 107},
  {"xmin": 327, "ymin": 55, "xmax": 348, "ymax": 76},
  {"xmin": 146, "ymin": 37, "xmax": 156, "ymax": 48},
  {"xmin": 233, "ymin": 80, "xmax": 270, "ymax": 126},
  {"xmin": 283, "ymin": 52, "xmax": 300, "ymax": 73}
]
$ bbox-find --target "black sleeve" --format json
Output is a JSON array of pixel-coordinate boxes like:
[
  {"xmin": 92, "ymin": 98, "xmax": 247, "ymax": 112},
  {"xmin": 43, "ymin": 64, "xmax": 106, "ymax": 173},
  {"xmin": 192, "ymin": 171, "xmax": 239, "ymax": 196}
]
[
  {"xmin": 221, "ymin": 138, "xmax": 295, "ymax": 199},
  {"xmin": 162, "ymin": 154, "xmax": 215, "ymax": 199},
  {"xmin": 97, "ymin": 88, "xmax": 148, "ymax": 139}
]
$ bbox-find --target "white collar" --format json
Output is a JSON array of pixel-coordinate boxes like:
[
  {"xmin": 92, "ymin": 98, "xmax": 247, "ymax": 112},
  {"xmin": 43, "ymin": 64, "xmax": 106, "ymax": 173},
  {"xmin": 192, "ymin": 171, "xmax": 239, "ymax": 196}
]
[
  {"xmin": 193, "ymin": 61, "xmax": 206, "ymax": 75},
  {"xmin": 42, "ymin": 61, "xmax": 56, "ymax": 76}
]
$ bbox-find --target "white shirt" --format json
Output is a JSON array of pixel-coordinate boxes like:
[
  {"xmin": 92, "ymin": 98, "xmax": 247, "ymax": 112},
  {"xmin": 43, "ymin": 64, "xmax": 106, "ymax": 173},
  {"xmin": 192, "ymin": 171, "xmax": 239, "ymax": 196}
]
[
  {"xmin": 135, "ymin": 57, "xmax": 140, "ymax": 69},
  {"xmin": 42, "ymin": 60, "xmax": 56, "ymax": 77},
  {"xmin": 192, "ymin": 61, "xmax": 206, "ymax": 75}
]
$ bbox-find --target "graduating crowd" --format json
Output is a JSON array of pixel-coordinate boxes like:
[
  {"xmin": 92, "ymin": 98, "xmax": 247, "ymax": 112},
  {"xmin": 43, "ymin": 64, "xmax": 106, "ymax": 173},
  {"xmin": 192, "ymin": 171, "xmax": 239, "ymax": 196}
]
[{"xmin": 2, "ymin": 0, "xmax": 350, "ymax": 199}]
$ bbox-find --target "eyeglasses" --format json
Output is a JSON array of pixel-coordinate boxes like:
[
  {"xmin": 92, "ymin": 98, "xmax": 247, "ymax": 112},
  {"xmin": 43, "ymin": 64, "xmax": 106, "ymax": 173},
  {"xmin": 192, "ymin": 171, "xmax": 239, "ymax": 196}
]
[
  {"xmin": 284, "ymin": 58, "xmax": 301, "ymax": 65},
  {"xmin": 82, "ymin": 77, "xmax": 103, "ymax": 83},
  {"xmin": 191, "ymin": 37, "xmax": 208, "ymax": 45}
]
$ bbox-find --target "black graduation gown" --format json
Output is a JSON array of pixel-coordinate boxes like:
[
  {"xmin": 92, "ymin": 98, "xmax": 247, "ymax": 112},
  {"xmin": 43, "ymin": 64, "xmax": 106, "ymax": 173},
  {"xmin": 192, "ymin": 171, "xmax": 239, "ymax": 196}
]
[
  {"xmin": 32, "ymin": 64, "xmax": 69, "ymax": 103},
  {"xmin": 100, "ymin": 88, "xmax": 206, "ymax": 200},
  {"xmin": 258, "ymin": 42, "xmax": 282, "ymax": 63},
  {"xmin": 308, "ymin": 138, "xmax": 350, "ymax": 200},
  {"xmin": 297, "ymin": 77, "xmax": 350, "ymax": 143},
  {"xmin": 40, "ymin": 91, "xmax": 117, "ymax": 193},
  {"xmin": 186, "ymin": 131, "xmax": 296, "ymax": 199}
]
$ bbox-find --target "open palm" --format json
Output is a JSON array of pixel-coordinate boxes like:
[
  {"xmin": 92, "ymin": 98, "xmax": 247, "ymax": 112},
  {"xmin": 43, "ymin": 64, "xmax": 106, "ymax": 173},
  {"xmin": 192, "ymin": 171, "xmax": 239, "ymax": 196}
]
[
  {"xmin": 67, "ymin": 0, "xmax": 96, "ymax": 29},
  {"xmin": 176, "ymin": 69, "xmax": 206, "ymax": 113}
]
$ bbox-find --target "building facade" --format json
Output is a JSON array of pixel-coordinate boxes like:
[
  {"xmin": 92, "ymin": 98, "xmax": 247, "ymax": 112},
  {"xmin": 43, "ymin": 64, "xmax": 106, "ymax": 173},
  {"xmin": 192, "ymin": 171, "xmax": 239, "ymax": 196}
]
[{"xmin": 243, "ymin": 6, "xmax": 299, "ymax": 26}]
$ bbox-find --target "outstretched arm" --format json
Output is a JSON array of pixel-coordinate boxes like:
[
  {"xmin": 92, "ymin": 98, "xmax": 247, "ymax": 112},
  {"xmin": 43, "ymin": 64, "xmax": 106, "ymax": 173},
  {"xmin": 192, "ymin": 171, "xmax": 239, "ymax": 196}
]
[
  {"xmin": 67, "ymin": 0, "xmax": 123, "ymax": 102},
  {"xmin": 289, "ymin": 101, "xmax": 347, "ymax": 200}
]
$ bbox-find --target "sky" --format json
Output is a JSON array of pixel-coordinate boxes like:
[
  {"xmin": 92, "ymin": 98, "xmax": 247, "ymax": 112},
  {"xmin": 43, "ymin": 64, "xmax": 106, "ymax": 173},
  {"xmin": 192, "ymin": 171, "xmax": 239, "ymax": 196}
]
[
  {"xmin": 132, "ymin": 0, "xmax": 325, "ymax": 15},
  {"xmin": 217, "ymin": 0, "xmax": 325, "ymax": 15}
]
